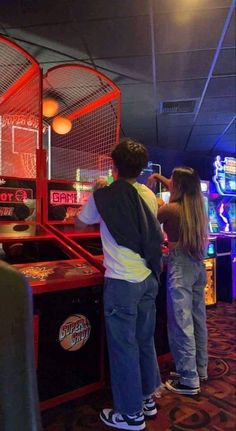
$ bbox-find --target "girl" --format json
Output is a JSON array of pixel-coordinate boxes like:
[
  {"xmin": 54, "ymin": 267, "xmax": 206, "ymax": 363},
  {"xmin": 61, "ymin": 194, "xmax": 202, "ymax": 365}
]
[{"xmin": 148, "ymin": 167, "xmax": 208, "ymax": 395}]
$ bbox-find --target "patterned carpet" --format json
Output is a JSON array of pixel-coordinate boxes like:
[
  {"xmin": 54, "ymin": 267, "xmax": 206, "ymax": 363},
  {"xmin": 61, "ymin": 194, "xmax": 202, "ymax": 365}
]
[{"xmin": 42, "ymin": 302, "xmax": 236, "ymax": 431}]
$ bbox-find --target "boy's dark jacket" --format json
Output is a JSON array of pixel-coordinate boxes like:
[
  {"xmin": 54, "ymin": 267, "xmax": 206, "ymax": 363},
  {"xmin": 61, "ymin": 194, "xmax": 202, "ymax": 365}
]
[{"xmin": 94, "ymin": 179, "xmax": 163, "ymax": 276}]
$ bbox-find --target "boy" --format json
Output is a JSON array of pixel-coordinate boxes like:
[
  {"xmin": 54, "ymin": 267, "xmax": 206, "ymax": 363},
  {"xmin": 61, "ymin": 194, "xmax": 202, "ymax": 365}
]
[{"xmin": 77, "ymin": 138, "xmax": 163, "ymax": 431}]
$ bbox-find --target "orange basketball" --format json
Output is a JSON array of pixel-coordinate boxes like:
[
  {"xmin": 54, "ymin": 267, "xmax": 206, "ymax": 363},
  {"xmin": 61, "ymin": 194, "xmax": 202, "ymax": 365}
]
[
  {"xmin": 59, "ymin": 314, "xmax": 91, "ymax": 352},
  {"xmin": 42, "ymin": 98, "xmax": 59, "ymax": 117}
]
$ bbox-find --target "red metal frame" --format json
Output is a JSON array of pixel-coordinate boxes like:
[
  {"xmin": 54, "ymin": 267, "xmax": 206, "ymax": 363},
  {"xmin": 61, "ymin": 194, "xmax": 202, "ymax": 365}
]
[
  {"xmin": 0, "ymin": 35, "xmax": 40, "ymax": 104},
  {"xmin": 40, "ymin": 381, "xmax": 105, "ymax": 411},
  {"xmin": 68, "ymin": 92, "xmax": 120, "ymax": 121},
  {"xmin": 0, "ymin": 35, "xmax": 43, "ymax": 216},
  {"xmin": 43, "ymin": 63, "xmax": 120, "ymax": 93},
  {"xmin": 48, "ymin": 224, "xmax": 105, "ymax": 274}
]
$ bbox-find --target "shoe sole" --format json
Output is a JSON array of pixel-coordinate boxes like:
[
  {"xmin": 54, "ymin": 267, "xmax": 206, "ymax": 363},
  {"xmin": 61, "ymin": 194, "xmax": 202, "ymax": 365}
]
[
  {"xmin": 99, "ymin": 412, "xmax": 146, "ymax": 430},
  {"xmin": 165, "ymin": 381, "xmax": 200, "ymax": 395},
  {"xmin": 170, "ymin": 372, "xmax": 208, "ymax": 383}
]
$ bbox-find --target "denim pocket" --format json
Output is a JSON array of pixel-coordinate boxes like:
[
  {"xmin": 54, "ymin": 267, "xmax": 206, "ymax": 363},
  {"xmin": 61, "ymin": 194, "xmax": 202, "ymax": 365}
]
[
  {"xmin": 104, "ymin": 305, "xmax": 137, "ymax": 319},
  {"xmin": 104, "ymin": 308, "xmax": 118, "ymax": 317}
]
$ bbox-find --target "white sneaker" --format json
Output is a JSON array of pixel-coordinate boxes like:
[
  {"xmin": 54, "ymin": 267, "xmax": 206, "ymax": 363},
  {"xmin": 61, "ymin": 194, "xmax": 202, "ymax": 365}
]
[
  {"xmin": 100, "ymin": 409, "xmax": 146, "ymax": 430},
  {"xmin": 143, "ymin": 397, "xmax": 157, "ymax": 418}
]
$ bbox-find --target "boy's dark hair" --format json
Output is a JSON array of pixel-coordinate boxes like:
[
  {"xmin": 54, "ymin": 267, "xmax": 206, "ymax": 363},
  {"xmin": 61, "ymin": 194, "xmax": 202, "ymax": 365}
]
[{"xmin": 111, "ymin": 138, "xmax": 148, "ymax": 178}]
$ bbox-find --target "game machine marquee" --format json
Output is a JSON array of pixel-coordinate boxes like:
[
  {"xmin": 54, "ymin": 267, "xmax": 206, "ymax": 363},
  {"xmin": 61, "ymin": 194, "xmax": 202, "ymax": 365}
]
[
  {"xmin": 42, "ymin": 64, "xmax": 120, "ymax": 270},
  {"xmin": 211, "ymin": 155, "xmax": 236, "ymax": 302},
  {"xmin": 0, "ymin": 37, "xmax": 105, "ymax": 410}
]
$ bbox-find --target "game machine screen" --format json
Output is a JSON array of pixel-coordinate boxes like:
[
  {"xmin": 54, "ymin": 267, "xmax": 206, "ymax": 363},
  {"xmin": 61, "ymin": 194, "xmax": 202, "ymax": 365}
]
[{"xmin": 210, "ymin": 155, "xmax": 236, "ymax": 302}]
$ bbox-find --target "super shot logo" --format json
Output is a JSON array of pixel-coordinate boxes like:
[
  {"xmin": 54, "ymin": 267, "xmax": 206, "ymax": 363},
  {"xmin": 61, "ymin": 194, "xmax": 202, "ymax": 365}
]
[{"xmin": 59, "ymin": 314, "xmax": 91, "ymax": 352}]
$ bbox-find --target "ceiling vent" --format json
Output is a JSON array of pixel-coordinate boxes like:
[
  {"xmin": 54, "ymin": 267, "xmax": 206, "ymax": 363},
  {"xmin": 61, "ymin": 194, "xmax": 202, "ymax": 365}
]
[{"xmin": 161, "ymin": 100, "xmax": 196, "ymax": 114}]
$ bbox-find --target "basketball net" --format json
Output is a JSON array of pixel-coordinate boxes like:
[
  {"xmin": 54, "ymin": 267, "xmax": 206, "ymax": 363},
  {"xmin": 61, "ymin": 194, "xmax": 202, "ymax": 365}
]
[{"xmin": 20, "ymin": 152, "xmax": 36, "ymax": 178}]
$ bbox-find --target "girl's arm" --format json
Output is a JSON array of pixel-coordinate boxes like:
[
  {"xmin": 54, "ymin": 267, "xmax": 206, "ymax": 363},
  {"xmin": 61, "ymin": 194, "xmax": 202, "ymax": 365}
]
[{"xmin": 147, "ymin": 173, "xmax": 171, "ymax": 190}]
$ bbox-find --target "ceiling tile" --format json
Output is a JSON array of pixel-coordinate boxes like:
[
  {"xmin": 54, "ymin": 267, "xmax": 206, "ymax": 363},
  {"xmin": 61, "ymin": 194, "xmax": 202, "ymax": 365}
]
[
  {"xmin": 155, "ymin": 8, "xmax": 228, "ymax": 52},
  {"xmin": 1, "ymin": 25, "xmax": 89, "ymax": 59},
  {"xmin": 80, "ymin": 16, "xmax": 151, "ymax": 58},
  {"xmin": 153, "ymin": 0, "xmax": 232, "ymax": 13},
  {"xmin": 205, "ymin": 76, "xmax": 236, "ymax": 97},
  {"xmin": 213, "ymin": 48, "xmax": 236, "ymax": 75},
  {"xmin": 119, "ymin": 84, "xmax": 155, "ymax": 103},
  {"xmin": 187, "ymin": 135, "xmax": 218, "ymax": 151},
  {"xmin": 122, "ymin": 114, "xmax": 156, "ymax": 131},
  {"xmin": 157, "ymin": 113, "xmax": 195, "ymax": 127},
  {"xmin": 222, "ymin": 10, "xmax": 236, "ymax": 47},
  {"xmin": 0, "ymin": 0, "xmax": 71, "ymax": 27},
  {"xmin": 158, "ymin": 125, "xmax": 191, "ymax": 150},
  {"xmin": 157, "ymin": 50, "xmax": 215, "ymax": 80},
  {"xmin": 200, "ymin": 96, "xmax": 236, "ymax": 112},
  {"xmin": 93, "ymin": 56, "xmax": 153, "ymax": 85},
  {"xmin": 158, "ymin": 79, "xmax": 205, "ymax": 100},
  {"xmin": 192, "ymin": 124, "xmax": 228, "ymax": 135},
  {"xmin": 196, "ymin": 111, "xmax": 235, "ymax": 124},
  {"xmin": 72, "ymin": 0, "xmax": 149, "ymax": 20}
]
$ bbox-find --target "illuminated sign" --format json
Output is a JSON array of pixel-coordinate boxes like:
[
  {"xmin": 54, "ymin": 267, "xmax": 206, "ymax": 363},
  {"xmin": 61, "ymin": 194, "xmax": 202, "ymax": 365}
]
[
  {"xmin": 0, "ymin": 207, "xmax": 14, "ymax": 216},
  {"xmin": 0, "ymin": 188, "xmax": 33, "ymax": 203},
  {"xmin": 213, "ymin": 156, "xmax": 236, "ymax": 196},
  {"xmin": 50, "ymin": 189, "xmax": 91, "ymax": 206}
]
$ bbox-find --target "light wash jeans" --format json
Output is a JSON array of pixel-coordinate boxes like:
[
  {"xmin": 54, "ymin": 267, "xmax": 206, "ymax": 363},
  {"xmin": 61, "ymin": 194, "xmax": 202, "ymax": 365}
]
[
  {"xmin": 103, "ymin": 273, "xmax": 161, "ymax": 415},
  {"xmin": 167, "ymin": 249, "xmax": 208, "ymax": 388}
]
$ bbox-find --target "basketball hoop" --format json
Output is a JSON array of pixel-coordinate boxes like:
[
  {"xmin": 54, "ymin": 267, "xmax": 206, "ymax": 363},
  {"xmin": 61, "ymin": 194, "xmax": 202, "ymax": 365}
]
[{"xmin": 20, "ymin": 152, "xmax": 36, "ymax": 178}]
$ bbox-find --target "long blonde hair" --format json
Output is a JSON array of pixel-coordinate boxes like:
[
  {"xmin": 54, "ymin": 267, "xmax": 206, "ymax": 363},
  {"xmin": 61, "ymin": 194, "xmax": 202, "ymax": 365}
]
[{"xmin": 170, "ymin": 167, "xmax": 208, "ymax": 259}]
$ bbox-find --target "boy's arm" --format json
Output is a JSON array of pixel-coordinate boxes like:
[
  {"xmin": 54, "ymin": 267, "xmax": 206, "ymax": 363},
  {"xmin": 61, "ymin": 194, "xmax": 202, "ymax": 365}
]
[{"xmin": 75, "ymin": 194, "xmax": 101, "ymax": 229}]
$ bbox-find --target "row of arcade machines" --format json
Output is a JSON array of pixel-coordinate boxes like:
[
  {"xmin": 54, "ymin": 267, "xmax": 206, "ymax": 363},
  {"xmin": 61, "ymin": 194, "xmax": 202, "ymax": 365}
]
[
  {"xmin": 201, "ymin": 158, "xmax": 236, "ymax": 303},
  {"xmin": 0, "ymin": 171, "xmax": 234, "ymax": 409}
]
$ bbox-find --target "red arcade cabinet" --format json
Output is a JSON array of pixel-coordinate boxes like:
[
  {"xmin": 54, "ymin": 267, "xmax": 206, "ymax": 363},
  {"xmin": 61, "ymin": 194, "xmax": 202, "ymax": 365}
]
[{"xmin": 0, "ymin": 37, "xmax": 109, "ymax": 410}]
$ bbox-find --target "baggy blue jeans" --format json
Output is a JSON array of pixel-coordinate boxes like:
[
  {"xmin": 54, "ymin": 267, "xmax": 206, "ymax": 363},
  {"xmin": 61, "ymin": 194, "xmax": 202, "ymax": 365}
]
[
  {"xmin": 167, "ymin": 249, "xmax": 208, "ymax": 388},
  {"xmin": 103, "ymin": 273, "xmax": 161, "ymax": 415}
]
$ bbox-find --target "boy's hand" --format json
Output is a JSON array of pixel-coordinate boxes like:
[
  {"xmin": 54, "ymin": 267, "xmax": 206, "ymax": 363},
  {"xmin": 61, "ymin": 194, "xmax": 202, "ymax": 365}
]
[{"xmin": 93, "ymin": 178, "xmax": 108, "ymax": 191}]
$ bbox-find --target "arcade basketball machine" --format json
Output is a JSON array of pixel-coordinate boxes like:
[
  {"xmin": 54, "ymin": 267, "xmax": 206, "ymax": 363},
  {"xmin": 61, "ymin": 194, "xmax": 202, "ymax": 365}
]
[
  {"xmin": 40, "ymin": 64, "xmax": 120, "ymax": 407},
  {"xmin": 0, "ymin": 37, "xmax": 106, "ymax": 410},
  {"xmin": 42, "ymin": 64, "xmax": 120, "ymax": 269}
]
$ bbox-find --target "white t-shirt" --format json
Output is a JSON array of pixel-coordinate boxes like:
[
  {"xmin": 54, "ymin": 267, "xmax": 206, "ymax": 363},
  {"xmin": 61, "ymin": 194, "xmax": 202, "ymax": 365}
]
[{"xmin": 78, "ymin": 182, "xmax": 158, "ymax": 282}]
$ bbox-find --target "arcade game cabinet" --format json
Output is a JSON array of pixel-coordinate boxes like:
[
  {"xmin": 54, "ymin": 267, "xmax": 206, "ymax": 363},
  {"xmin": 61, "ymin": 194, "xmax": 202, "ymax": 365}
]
[
  {"xmin": 0, "ymin": 37, "xmax": 106, "ymax": 409},
  {"xmin": 209, "ymin": 156, "xmax": 236, "ymax": 302}
]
